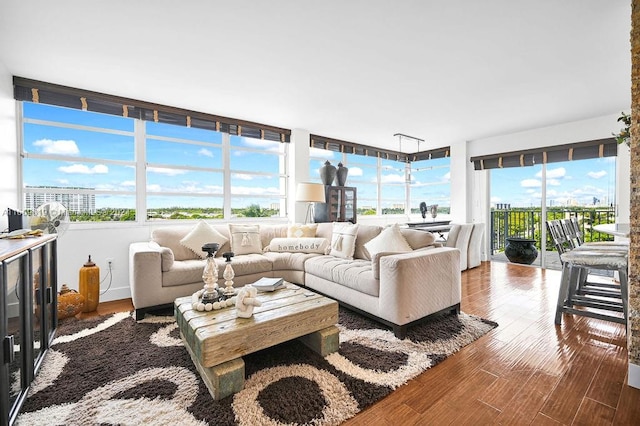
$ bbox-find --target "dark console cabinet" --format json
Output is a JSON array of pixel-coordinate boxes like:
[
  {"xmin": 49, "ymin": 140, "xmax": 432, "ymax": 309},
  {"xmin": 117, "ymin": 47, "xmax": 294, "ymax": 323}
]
[
  {"xmin": 1, "ymin": 235, "xmax": 57, "ymax": 426},
  {"xmin": 314, "ymin": 186, "xmax": 357, "ymax": 223}
]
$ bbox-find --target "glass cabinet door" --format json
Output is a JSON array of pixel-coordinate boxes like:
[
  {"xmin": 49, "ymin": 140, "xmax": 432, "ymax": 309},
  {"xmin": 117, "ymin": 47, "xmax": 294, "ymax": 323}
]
[
  {"xmin": 30, "ymin": 247, "xmax": 43, "ymax": 369},
  {"xmin": 4, "ymin": 252, "xmax": 27, "ymax": 419}
]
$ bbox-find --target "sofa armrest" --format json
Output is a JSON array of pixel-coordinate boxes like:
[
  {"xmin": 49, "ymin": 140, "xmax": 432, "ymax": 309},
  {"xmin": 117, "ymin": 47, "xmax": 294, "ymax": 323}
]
[
  {"xmin": 129, "ymin": 242, "xmax": 164, "ymax": 309},
  {"xmin": 378, "ymin": 247, "xmax": 461, "ymax": 325},
  {"xmin": 371, "ymin": 251, "xmax": 404, "ymax": 280}
]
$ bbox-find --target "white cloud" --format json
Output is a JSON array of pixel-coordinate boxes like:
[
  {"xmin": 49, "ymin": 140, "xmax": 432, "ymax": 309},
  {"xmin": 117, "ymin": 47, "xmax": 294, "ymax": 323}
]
[
  {"xmin": 58, "ymin": 164, "xmax": 108, "ymax": 174},
  {"xmin": 34, "ymin": 139, "xmax": 80, "ymax": 155},
  {"xmin": 587, "ymin": 170, "xmax": 607, "ymax": 179},
  {"xmin": 241, "ymin": 138, "xmax": 280, "ymax": 151},
  {"xmin": 310, "ymin": 148, "xmax": 335, "ymax": 159},
  {"xmin": 442, "ymin": 172, "xmax": 451, "ymax": 182},
  {"xmin": 521, "ymin": 179, "xmax": 541, "ymax": 188},
  {"xmin": 146, "ymin": 184, "xmax": 162, "ymax": 192},
  {"xmin": 349, "ymin": 166, "xmax": 363, "ymax": 177},
  {"xmin": 546, "ymin": 179, "xmax": 561, "ymax": 186},
  {"xmin": 490, "ymin": 196, "xmax": 501, "ymax": 203},
  {"xmin": 198, "ymin": 148, "xmax": 214, "ymax": 157},
  {"xmin": 231, "ymin": 185, "xmax": 280, "ymax": 195},
  {"xmin": 121, "ymin": 180, "xmax": 136, "ymax": 187},
  {"xmin": 147, "ymin": 167, "xmax": 188, "ymax": 176},
  {"xmin": 233, "ymin": 173, "xmax": 254, "ymax": 181},
  {"xmin": 536, "ymin": 167, "xmax": 566, "ymax": 179},
  {"xmin": 380, "ymin": 174, "xmax": 405, "ymax": 184},
  {"xmin": 56, "ymin": 179, "xmax": 69, "ymax": 184}
]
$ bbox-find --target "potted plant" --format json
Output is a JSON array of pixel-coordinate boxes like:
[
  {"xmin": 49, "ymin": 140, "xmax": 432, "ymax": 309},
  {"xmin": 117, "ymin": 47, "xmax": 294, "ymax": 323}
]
[{"xmin": 613, "ymin": 112, "xmax": 631, "ymax": 146}]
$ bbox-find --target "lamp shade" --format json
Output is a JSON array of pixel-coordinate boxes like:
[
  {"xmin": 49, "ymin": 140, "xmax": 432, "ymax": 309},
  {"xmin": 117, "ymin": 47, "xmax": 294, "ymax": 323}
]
[{"xmin": 296, "ymin": 183, "xmax": 325, "ymax": 203}]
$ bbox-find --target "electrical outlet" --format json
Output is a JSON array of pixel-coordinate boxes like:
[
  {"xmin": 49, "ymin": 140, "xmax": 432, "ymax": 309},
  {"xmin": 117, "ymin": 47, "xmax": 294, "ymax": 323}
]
[{"xmin": 106, "ymin": 257, "xmax": 114, "ymax": 269}]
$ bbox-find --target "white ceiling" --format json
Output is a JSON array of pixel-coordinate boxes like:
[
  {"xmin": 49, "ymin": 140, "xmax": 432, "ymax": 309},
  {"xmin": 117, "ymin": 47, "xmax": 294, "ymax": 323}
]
[{"xmin": 0, "ymin": 1, "xmax": 632, "ymax": 152}]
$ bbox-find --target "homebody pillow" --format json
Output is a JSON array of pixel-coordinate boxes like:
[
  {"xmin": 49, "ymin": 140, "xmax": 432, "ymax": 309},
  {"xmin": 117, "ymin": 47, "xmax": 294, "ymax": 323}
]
[{"xmin": 266, "ymin": 237, "xmax": 329, "ymax": 254}]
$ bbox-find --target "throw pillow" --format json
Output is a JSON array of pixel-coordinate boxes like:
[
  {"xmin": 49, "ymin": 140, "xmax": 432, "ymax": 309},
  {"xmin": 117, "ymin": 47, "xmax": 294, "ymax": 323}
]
[
  {"xmin": 329, "ymin": 222, "xmax": 359, "ymax": 259},
  {"xmin": 266, "ymin": 237, "xmax": 330, "ymax": 254},
  {"xmin": 179, "ymin": 220, "xmax": 229, "ymax": 259},
  {"xmin": 229, "ymin": 224, "xmax": 262, "ymax": 255},
  {"xmin": 364, "ymin": 223, "xmax": 413, "ymax": 258},
  {"xmin": 287, "ymin": 223, "xmax": 318, "ymax": 238}
]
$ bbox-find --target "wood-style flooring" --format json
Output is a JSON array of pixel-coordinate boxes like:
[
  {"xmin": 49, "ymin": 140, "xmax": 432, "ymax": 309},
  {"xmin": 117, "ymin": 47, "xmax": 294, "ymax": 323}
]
[{"xmin": 80, "ymin": 261, "xmax": 640, "ymax": 425}]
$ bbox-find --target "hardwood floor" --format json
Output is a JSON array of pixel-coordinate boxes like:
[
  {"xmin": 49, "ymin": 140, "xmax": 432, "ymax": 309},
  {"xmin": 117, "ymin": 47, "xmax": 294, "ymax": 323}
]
[
  {"xmin": 345, "ymin": 261, "xmax": 640, "ymax": 425},
  {"xmin": 80, "ymin": 261, "xmax": 640, "ymax": 425}
]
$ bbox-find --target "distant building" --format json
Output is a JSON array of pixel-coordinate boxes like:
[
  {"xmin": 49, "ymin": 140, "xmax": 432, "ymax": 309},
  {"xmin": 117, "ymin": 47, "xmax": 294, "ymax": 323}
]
[{"xmin": 24, "ymin": 186, "xmax": 96, "ymax": 214}]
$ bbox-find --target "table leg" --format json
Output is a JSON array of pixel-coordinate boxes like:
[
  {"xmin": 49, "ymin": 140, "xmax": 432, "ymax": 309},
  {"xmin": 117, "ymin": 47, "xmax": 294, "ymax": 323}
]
[
  {"xmin": 298, "ymin": 325, "xmax": 339, "ymax": 356},
  {"xmin": 181, "ymin": 334, "xmax": 245, "ymax": 400}
]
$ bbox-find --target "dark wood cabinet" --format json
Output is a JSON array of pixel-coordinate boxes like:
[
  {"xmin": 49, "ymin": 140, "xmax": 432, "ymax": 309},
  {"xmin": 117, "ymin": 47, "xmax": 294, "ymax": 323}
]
[
  {"xmin": 1, "ymin": 235, "xmax": 57, "ymax": 426},
  {"xmin": 314, "ymin": 186, "xmax": 357, "ymax": 223}
]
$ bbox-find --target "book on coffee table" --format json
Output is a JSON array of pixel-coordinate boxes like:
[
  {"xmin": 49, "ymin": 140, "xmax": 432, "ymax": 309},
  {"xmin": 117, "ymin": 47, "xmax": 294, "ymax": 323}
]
[{"xmin": 252, "ymin": 277, "xmax": 285, "ymax": 292}]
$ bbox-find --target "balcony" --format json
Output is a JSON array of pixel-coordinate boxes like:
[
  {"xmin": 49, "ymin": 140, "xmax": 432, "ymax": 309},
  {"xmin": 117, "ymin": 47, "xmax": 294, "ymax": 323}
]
[{"xmin": 490, "ymin": 206, "xmax": 617, "ymax": 269}]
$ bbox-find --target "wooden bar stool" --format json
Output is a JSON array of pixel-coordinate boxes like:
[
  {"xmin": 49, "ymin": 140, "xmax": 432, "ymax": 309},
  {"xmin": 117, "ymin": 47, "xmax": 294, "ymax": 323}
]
[{"xmin": 556, "ymin": 248, "xmax": 628, "ymax": 325}]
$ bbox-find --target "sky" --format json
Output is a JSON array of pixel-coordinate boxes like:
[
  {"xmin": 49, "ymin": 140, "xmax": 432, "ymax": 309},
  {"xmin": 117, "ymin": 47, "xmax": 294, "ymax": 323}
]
[{"xmin": 21, "ymin": 102, "xmax": 616, "ymax": 212}]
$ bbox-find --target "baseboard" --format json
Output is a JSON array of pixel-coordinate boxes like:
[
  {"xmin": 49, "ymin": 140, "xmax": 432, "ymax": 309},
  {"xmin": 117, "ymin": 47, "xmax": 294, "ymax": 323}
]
[
  {"xmin": 99, "ymin": 286, "xmax": 132, "ymax": 303},
  {"xmin": 629, "ymin": 362, "xmax": 640, "ymax": 389}
]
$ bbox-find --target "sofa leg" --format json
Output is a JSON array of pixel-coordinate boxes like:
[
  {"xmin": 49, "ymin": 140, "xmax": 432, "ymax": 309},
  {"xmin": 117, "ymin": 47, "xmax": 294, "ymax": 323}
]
[
  {"xmin": 452, "ymin": 303, "xmax": 461, "ymax": 315},
  {"xmin": 134, "ymin": 308, "xmax": 147, "ymax": 321},
  {"xmin": 393, "ymin": 325, "xmax": 407, "ymax": 340}
]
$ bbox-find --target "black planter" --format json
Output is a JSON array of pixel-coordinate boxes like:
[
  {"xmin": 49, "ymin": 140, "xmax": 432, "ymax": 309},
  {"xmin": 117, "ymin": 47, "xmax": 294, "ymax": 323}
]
[{"xmin": 504, "ymin": 237, "xmax": 538, "ymax": 265}]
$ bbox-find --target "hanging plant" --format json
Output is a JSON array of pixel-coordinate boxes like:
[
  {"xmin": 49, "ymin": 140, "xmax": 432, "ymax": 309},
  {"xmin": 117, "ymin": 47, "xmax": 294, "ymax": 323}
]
[{"xmin": 613, "ymin": 112, "xmax": 631, "ymax": 146}]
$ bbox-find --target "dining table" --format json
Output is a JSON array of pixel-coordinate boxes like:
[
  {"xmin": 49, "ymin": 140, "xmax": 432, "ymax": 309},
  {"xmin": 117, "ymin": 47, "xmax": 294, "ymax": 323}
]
[{"xmin": 593, "ymin": 223, "xmax": 630, "ymax": 238}]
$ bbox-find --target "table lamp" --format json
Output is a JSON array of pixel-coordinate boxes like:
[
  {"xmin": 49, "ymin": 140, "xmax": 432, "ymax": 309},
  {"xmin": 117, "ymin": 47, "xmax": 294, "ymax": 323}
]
[{"xmin": 296, "ymin": 182, "xmax": 325, "ymax": 224}]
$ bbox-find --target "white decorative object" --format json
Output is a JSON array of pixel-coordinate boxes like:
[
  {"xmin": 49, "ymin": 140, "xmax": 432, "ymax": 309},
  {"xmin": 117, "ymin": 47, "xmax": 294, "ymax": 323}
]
[
  {"xmin": 236, "ymin": 285, "xmax": 262, "ymax": 318},
  {"xmin": 222, "ymin": 252, "xmax": 236, "ymax": 297},
  {"xmin": 190, "ymin": 289, "xmax": 236, "ymax": 312},
  {"xmin": 201, "ymin": 243, "xmax": 220, "ymax": 303}
]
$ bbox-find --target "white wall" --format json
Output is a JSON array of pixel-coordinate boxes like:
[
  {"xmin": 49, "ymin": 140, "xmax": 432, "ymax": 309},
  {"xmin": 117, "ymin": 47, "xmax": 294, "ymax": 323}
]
[{"xmin": 0, "ymin": 61, "xmax": 17, "ymax": 232}]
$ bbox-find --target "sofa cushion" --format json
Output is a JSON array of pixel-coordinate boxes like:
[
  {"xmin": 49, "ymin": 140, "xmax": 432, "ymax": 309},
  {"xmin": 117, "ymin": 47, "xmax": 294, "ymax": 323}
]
[
  {"xmin": 180, "ymin": 220, "xmax": 229, "ymax": 259},
  {"xmin": 329, "ymin": 222, "xmax": 359, "ymax": 259},
  {"xmin": 287, "ymin": 223, "xmax": 318, "ymax": 238},
  {"xmin": 162, "ymin": 259, "xmax": 206, "ymax": 287},
  {"xmin": 152, "ymin": 226, "xmax": 198, "ymax": 261},
  {"xmin": 400, "ymin": 228, "xmax": 437, "ymax": 249},
  {"xmin": 265, "ymin": 238, "xmax": 329, "ymax": 254},
  {"xmin": 304, "ymin": 256, "xmax": 379, "ymax": 297},
  {"xmin": 215, "ymin": 253, "xmax": 272, "ymax": 278},
  {"xmin": 364, "ymin": 224, "xmax": 412, "ymax": 258},
  {"xmin": 259, "ymin": 224, "xmax": 289, "ymax": 248},
  {"xmin": 264, "ymin": 252, "xmax": 321, "ymax": 271},
  {"xmin": 353, "ymin": 224, "xmax": 382, "ymax": 260},
  {"xmin": 229, "ymin": 224, "xmax": 262, "ymax": 255}
]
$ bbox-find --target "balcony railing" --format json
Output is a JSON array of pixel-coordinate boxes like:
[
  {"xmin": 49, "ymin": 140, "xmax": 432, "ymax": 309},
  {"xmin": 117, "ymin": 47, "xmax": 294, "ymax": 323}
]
[{"xmin": 490, "ymin": 207, "xmax": 616, "ymax": 254}]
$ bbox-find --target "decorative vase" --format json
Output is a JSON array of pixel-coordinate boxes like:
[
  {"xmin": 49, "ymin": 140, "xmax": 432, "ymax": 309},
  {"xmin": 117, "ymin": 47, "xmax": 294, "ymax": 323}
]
[
  {"xmin": 336, "ymin": 162, "xmax": 349, "ymax": 186},
  {"xmin": 57, "ymin": 284, "xmax": 85, "ymax": 319},
  {"xmin": 79, "ymin": 255, "xmax": 100, "ymax": 312},
  {"xmin": 504, "ymin": 237, "xmax": 538, "ymax": 265},
  {"xmin": 319, "ymin": 160, "xmax": 337, "ymax": 186}
]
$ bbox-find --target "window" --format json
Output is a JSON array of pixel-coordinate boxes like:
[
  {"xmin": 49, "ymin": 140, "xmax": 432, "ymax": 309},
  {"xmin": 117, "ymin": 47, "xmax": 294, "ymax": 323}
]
[
  {"xmin": 20, "ymin": 102, "xmax": 288, "ymax": 222},
  {"xmin": 145, "ymin": 121, "xmax": 224, "ymax": 220},
  {"xmin": 309, "ymin": 147, "xmax": 451, "ymax": 216},
  {"xmin": 409, "ymin": 157, "xmax": 451, "ymax": 217},
  {"xmin": 22, "ymin": 103, "xmax": 136, "ymax": 221},
  {"xmin": 229, "ymin": 135, "xmax": 286, "ymax": 218}
]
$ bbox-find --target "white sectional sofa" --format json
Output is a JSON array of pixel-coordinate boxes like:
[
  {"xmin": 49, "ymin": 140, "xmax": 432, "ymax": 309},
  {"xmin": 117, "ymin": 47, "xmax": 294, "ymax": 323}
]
[{"xmin": 129, "ymin": 221, "xmax": 461, "ymax": 338}]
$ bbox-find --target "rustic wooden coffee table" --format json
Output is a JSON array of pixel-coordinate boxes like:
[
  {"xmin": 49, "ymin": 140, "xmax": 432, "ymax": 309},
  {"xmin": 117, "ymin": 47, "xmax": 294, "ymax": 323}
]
[{"xmin": 175, "ymin": 283, "xmax": 339, "ymax": 400}]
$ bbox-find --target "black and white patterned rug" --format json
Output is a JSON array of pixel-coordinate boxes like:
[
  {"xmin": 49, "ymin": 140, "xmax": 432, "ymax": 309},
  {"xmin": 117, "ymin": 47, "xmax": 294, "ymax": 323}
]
[{"xmin": 16, "ymin": 308, "xmax": 497, "ymax": 425}]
